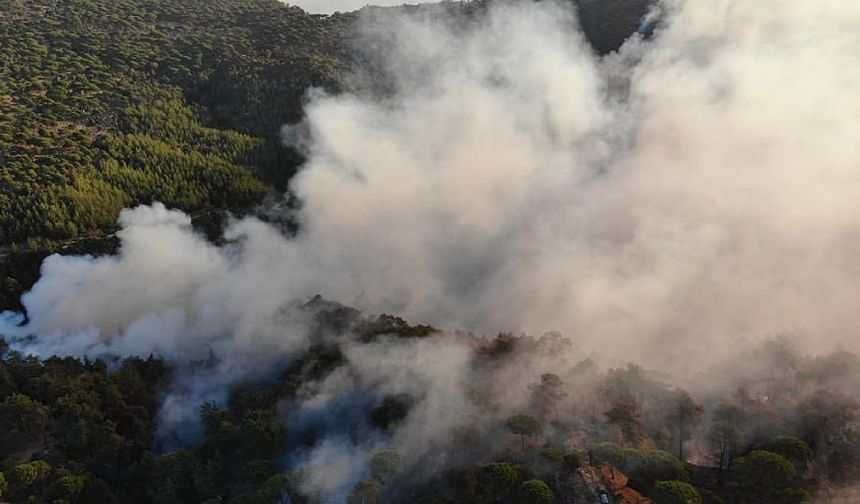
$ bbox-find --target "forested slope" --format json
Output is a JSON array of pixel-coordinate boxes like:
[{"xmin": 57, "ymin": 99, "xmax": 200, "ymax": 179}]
[
  {"xmin": 0, "ymin": 307, "xmax": 856, "ymax": 504},
  {"xmin": 0, "ymin": 0, "xmax": 358, "ymax": 310},
  {"xmin": 0, "ymin": 0, "xmax": 652, "ymax": 247},
  {"xmin": 0, "ymin": 0, "xmax": 654, "ymax": 310},
  {"xmin": 0, "ymin": 0, "xmax": 352, "ymax": 246}
]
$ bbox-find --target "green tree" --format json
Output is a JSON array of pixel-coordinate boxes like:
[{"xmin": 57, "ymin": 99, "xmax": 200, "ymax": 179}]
[
  {"xmin": 650, "ymin": 480, "xmax": 702, "ymax": 504},
  {"xmin": 707, "ymin": 421, "xmax": 742, "ymax": 482},
  {"xmin": 666, "ymin": 390, "xmax": 703, "ymax": 461},
  {"xmin": 591, "ymin": 445, "xmax": 689, "ymax": 492},
  {"xmin": 483, "ymin": 462, "xmax": 518, "ymax": 490},
  {"xmin": 519, "ymin": 479, "xmax": 553, "ymax": 504},
  {"xmin": 604, "ymin": 400, "xmax": 641, "ymax": 446},
  {"xmin": 765, "ymin": 436, "xmax": 813, "ymax": 471},
  {"xmin": 733, "ymin": 451, "xmax": 797, "ymax": 497},
  {"xmin": 507, "ymin": 414, "xmax": 541, "ymax": 451},
  {"xmin": 0, "ymin": 393, "xmax": 49, "ymax": 446},
  {"xmin": 52, "ymin": 473, "xmax": 86, "ymax": 501},
  {"xmin": 11, "ymin": 460, "xmax": 51, "ymax": 488}
]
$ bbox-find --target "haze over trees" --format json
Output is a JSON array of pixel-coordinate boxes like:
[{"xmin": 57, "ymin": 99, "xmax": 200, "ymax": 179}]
[
  {"xmin": 3, "ymin": 0, "xmax": 858, "ymax": 503},
  {"xmin": 0, "ymin": 313, "xmax": 856, "ymax": 503}
]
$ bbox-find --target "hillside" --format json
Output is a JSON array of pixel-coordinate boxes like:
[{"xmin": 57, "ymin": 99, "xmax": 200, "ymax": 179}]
[
  {"xmin": 0, "ymin": 302, "xmax": 856, "ymax": 503},
  {"xmin": 0, "ymin": 0, "xmax": 352, "ymax": 244},
  {"xmin": 0, "ymin": 0, "xmax": 655, "ymax": 310},
  {"xmin": 0, "ymin": 0, "xmax": 357, "ymax": 310},
  {"xmin": 0, "ymin": 0, "xmax": 650, "ymax": 308},
  {"xmin": 0, "ymin": 0, "xmax": 652, "ymax": 245}
]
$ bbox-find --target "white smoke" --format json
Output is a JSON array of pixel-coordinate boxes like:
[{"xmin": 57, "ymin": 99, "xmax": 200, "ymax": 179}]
[
  {"xmin": 3, "ymin": 0, "xmax": 860, "ymax": 498},
  {"xmin": 288, "ymin": 0, "xmax": 860, "ymax": 371},
  {"xmin": 288, "ymin": 0, "xmax": 436, "ymax": 15},
  {"xmin": 285, "ymin": 335, "xmax": 478, "ymax": 497}
]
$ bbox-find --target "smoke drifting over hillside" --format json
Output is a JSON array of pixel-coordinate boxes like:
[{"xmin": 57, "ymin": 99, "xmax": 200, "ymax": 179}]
[
  {"xmin": 3, "ymin": 0, "xmax": 860, "ymax": 499},
  {"xmin": 290, "ymin": 0, "xmax": 434, "ymax": 14}
]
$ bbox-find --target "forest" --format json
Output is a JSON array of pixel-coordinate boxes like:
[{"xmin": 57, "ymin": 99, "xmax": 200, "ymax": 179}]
[
  {"xmin": 0, "ymin": 0, "xmax": 652, "ymax": 310},
  {"xmin": 1, "ymin": 301, "xmax": 858, "ymax": 503},
  {"xmin": 0, "ymin": 0, "xmax": 356, "ymax": 309},
  {"xmin": 0, "ymin": 0, "xmax": 351, "ymax": 245},
  {"xmin": 8, "ymin": 0, "xmax": 853, "ymax": 503}
]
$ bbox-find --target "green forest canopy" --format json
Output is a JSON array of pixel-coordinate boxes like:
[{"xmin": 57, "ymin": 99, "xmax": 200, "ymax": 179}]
[{"xmin": 0, "ymin": 0, "xmax": 353, "ymax": 247}]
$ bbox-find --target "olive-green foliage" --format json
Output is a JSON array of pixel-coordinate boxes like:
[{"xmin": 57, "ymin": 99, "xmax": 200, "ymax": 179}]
[
  {"xmin": 765, "ymin": 435, "xmax": 813, "ymax": 470},
  {"xmin": 540, "ymin": 446, "xmax": 564, "ymax": 464},
  {"xmin": 0, "ymin": 393, "xmax": 50, "ymax": 442},
  {"xmin": 11, "ymin": 460, "xmax": 51, "ymax": 488},
  {"xmin": 52, "ymin": 473, "xmax": 87, "ymax": 501},
  {"xmin": 506, "ymin": 414, "xmax": 541, "ymax": 449},
  {"xmin": 733, "ymin": 450, "xmax": 797, "ymax": 492},
  {"xmin": 0, "ymin": 351, "xmax": 170, "ymax": 503},
  {"xmin": 519, "ymin": 479, "xmax": 553, "ymax": 504},
  {"xmin": 0, "ymin": 0, "xmax": 352, "ymax": 249},
  {"xmin": 482, "ymin": 462, "xmax": 518, "ymax": 489},
  {"xmin": 590, "ymin": 443, "xmax": 689, "ymax": 492},
  {"xmin": 650, "ymin": 480, "xmax": 702, "ymax": 504}
]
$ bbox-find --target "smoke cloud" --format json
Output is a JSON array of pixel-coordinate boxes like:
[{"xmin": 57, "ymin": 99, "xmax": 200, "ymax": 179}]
[
  {"xmin": 288, "ymin": 0, "xmax": 436, "ymax": 15},
  {"xmin": 3, "ymin": 0, "xmax": 860, "ymax": 498}
]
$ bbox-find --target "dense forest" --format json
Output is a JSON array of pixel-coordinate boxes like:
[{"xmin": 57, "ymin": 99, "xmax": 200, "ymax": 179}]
[
  {"xmin": 0, "ymin": 0, "xmax": 357, "ymax": 310},
  {"xmin": 1, "ymin": 300, "xmax": 858, "ymax": 503},
  {"xmin": 0, "ymin": 0, "xmax": 351, "ymax": 244}
]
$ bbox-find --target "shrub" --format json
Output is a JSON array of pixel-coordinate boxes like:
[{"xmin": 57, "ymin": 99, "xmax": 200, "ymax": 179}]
[
  {"xmin": 520, "ymin": 479, "xmax": 554, "ymax": 504},
  {"xmin": 650, "ymin": 480, "xmax": 702, "ymax": 504}
]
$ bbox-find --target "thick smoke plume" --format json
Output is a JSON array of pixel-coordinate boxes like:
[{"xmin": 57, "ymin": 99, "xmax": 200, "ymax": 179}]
[
  {"xmin": 3, "ymin": 0, "xmax": 860, "ymax": 499},
  {"xmin": 9, "ymin": 0, "xmax": 860, "ymax": 370}
]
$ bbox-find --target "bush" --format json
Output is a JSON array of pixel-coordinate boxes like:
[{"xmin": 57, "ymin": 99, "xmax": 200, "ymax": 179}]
[
  {"xmin": 765, "ymin": 436, "xmax": 813, "ymax": 470},
  {"xmin": 11, "ymin": 460, "xmax": 51, "ymax": 488},
  {"xmin": 591, "ymin": 444, "xmax": 688, "ymax": 491},
  {"xmin": 650, "ymin": 480, "xmax": 702, "ymax": 504},
  {"xmin": 733, "ymin": 450, "xmax": 797, "ymax": 492},
  {"xmin": 562, "ymin": 452, "xmax": 582, "ymax": 471},
  {"xmin": 540, "ymin": 447, "xmax": 564, "ymax": 463},
  {"xmin": 483, "ymin": 462, "xmax": 518, "ymax": 488},
  {"xmin": 520, "ymin": 479, "xmax": 554, "ymax": 504}
]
